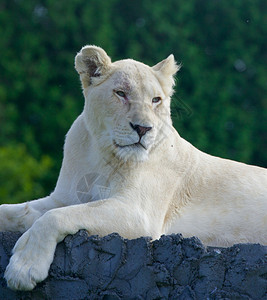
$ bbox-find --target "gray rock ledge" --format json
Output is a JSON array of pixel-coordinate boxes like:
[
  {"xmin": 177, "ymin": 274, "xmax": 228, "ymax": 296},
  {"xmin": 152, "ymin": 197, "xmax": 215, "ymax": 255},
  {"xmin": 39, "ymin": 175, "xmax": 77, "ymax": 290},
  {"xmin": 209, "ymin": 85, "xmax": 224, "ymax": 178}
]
[{"xmin": 0, "ymin": 230, "xmax": 267, "ymax": 299}]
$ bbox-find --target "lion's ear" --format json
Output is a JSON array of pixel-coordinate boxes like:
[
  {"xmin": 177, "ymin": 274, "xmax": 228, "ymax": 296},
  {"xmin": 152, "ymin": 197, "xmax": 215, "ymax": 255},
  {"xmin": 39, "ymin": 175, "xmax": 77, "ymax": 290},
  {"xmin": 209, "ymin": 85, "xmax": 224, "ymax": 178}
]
[
  {"xmin": 152, "ymin": 54, "xmax": 181, "ymax": 77},
  {"xmin": 153, "ymin": 55, "xmax": 181, "ymax": 96},
  {"xmin": 75, "ymin": 45, "xmax": 112, "ymax": 88}
]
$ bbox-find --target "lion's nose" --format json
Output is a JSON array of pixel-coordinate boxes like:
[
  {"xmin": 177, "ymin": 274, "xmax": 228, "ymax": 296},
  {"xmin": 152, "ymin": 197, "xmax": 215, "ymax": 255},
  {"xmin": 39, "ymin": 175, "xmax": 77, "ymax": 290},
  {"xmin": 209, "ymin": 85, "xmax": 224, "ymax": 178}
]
[{"xmin": 130, "ymin": 122, "xmax": 152, "ymax": 138}]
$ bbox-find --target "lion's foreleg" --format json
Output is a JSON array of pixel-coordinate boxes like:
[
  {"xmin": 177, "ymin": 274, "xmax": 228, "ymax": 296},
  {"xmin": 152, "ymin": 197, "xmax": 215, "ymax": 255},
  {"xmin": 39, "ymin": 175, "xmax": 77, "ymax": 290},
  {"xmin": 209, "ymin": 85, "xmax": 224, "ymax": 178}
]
[{"xmin": 5, "ymin": 199, "xmax": 157, "ymax": 290}]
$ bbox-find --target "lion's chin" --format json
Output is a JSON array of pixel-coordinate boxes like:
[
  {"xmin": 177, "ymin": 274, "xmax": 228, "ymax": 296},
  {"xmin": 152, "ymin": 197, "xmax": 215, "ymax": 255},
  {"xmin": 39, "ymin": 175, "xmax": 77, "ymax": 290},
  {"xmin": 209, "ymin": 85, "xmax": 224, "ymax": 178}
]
[{"xmin": 114, "ymin": 143, "xmax": 149, "ymax": 163}]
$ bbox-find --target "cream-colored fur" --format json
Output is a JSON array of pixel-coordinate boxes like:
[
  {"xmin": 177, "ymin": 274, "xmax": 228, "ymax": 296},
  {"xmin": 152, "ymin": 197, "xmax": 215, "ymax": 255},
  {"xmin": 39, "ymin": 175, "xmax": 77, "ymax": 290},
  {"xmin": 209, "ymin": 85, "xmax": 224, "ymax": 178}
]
[{"xmin": 1, "ymin": 46, "xmax": 267, "ymax": 291}]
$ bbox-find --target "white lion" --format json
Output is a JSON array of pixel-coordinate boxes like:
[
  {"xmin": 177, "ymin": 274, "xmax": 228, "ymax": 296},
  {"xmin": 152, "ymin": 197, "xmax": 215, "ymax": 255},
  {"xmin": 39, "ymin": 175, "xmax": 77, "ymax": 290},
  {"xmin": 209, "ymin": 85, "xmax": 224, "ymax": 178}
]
[{"xmin": 1, "ymin": 46, "xmax": 267, "ymax": 291}]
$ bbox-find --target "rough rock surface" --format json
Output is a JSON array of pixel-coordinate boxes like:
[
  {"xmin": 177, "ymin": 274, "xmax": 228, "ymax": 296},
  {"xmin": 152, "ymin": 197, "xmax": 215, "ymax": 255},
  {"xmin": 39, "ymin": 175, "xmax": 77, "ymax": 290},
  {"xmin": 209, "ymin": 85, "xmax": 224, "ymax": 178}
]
[{"xmin": 0, "ymin": 230, "xmax": 267, "ymax": 299}]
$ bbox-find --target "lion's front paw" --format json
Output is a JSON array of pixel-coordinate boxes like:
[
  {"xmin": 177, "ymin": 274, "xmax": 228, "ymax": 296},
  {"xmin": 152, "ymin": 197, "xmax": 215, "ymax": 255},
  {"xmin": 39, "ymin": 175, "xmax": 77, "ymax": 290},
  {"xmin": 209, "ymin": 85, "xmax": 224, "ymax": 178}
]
[
  {"xmin": 4, "ymin": 230, "xmax": 55, "ymax": 291},
  {"xmin": 0, "ymin": 203, "xmax": 42, "ymax": 232},
  {"xmin": 5, "ymin": 257, "xmax": 47, "ymax": 291}
]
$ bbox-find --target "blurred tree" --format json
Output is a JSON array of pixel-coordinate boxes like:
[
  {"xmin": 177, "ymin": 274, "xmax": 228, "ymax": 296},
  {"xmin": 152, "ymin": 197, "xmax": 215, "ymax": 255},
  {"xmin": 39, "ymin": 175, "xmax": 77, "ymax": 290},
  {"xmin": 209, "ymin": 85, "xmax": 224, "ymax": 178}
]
[
  {"xmin": 0, "ymin": 0, "xmax": 266, "ymax": 204},
  {"xmin": 0, "ymin": 145, "xmax": 52, "ymax": 203}
]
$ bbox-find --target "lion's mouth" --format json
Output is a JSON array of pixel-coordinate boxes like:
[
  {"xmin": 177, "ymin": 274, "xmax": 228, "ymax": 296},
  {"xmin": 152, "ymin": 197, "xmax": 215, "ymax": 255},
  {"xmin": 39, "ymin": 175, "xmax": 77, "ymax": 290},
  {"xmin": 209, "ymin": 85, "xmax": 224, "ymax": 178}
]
[{"xmin": 113, "ymin": 140, "xmax": 147, "ymax": 150}]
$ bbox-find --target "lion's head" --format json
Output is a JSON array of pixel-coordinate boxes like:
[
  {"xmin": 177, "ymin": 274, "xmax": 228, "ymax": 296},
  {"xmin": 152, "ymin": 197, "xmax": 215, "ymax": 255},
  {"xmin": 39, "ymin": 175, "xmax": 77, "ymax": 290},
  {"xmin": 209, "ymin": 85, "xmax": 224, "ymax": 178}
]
[{"xmin": 75, "ymin": 46, "xmax": 180, "ymax": 162}]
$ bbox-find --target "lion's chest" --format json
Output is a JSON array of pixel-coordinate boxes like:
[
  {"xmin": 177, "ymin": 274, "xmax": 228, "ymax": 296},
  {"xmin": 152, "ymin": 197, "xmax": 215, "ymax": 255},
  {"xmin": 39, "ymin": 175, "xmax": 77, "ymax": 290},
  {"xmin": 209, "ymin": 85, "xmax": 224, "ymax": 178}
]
[{"xmin": 76, "ymin": 172, "xmax": 111, "ymax": 203}]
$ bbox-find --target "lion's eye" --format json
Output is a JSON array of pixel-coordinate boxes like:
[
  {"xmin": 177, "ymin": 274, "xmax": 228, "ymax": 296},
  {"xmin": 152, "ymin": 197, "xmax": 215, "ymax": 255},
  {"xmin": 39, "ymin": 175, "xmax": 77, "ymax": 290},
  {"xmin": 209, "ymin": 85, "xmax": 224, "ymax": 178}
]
[
  {"xmin": 152, "ymin": 97, "xmax": 162, "ymax": 104},
  {"xmin": 116, "ymin": 91, "xmax": 126, "ymax": 98}
]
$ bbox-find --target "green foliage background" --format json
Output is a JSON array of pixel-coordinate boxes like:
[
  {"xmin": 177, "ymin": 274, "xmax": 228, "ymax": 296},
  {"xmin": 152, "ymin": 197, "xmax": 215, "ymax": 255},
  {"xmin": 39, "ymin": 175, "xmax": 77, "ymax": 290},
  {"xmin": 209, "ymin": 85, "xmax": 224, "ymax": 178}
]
[{"xmin": 0, "ymin": 0, "xmax": 266, "ymax": 204}]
